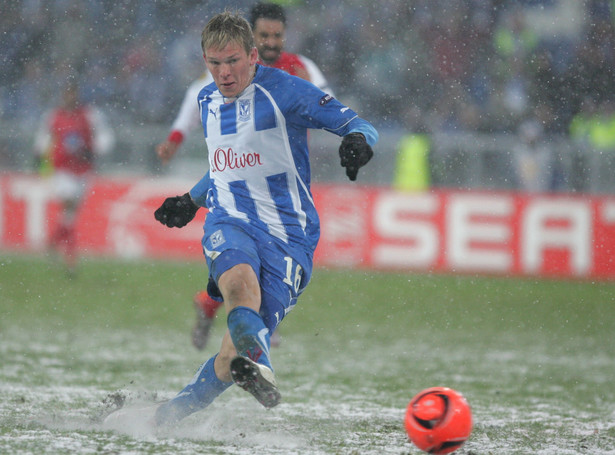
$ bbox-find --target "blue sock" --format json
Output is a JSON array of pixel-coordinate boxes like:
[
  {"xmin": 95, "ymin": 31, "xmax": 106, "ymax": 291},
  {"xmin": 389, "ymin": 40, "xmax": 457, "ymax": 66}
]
[
  {"xmin": 227, "ymin": 306, "xmax": 272, "ymax": 371},
  {"xmin": 154, "ymin": 354, "xmax": 232, "ymax": 425}
]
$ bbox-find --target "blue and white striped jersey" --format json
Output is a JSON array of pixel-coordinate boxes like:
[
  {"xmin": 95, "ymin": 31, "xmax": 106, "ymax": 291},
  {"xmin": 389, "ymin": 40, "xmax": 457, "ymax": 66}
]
[{"xmin": 192, "ymin": 65, "xmax": 378, "ymax": 254}]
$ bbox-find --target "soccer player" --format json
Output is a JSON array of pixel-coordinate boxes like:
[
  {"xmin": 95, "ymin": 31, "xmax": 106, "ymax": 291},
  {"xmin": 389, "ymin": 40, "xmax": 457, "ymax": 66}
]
[
  {"xmin": 152, "ymin": 11, "xmax": 377, "ymax": 425},
  {"xmin": 250, "ymin": 2, "xmax": 334, "ymax": 95},
  {"xmin": 34, "ymin": 80, "xmax": 115, "ymax": 276},
  {"xmin": 156, "ymin": 3, "xmax": 333, "ymax": 164},
  {"xmin": 156, "ymin": 2, "xmax": 335, "ymax": 351}
]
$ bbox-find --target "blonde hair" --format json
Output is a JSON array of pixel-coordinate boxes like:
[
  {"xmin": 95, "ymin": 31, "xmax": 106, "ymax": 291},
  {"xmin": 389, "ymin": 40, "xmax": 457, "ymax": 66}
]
[{"xmin": 201, "ymin": 11, "xmax": 255, "ymax": 56}]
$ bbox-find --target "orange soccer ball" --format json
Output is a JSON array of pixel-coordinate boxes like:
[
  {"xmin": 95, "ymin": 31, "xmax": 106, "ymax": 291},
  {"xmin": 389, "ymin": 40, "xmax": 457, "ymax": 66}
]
[{"xmin": 404, "ymin": 387, "xmax": 473, "ymax": 454}]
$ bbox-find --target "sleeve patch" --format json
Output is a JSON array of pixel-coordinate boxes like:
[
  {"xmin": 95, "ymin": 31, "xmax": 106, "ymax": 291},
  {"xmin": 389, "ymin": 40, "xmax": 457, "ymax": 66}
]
[{"xmin": 319, "ymin": 94, "xmax": 334, "ymax": 106}]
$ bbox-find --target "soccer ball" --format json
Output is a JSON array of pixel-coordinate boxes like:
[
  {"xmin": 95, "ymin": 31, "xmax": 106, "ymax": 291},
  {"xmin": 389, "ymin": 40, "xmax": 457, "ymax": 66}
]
[{"xmin": 404, "ymin": 387, "xmax": 472, "ymax": 454}]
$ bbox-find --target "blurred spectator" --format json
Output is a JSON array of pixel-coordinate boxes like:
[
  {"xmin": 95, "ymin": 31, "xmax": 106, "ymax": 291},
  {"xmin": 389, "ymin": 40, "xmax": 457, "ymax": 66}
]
[
  {"xmin": 6, "ymin": 60, "xmax": 47, "ymax": 131},
  {"xmin": 167, "ymin": 17, "xmax": 208, "ymax": 89},
  {"xmin": 49, "ymin": 2, "xmax": 91, "ymax": 74},
  {"xmin": 489, "ymin": 6, "xmax": 539, "ymax": 130},
  {"xmin": 428, "ymin": 3, "xmax": 483, "ymax": 89},
  {"xmin": 427, "ymin": 81, "xmax": 482, "ymax": 134},
  {"xmin": 392, "ymin": 107, "xmax": 431, "ymax": 191},
  {"xmin": 296, "ymin": 3, "xmax": 360, "ymax": 100},
  {"xmin": 525, "ymin": 45, "xmax": 573, "ymax": 134},
  {"xmin": 0, "ymin": 2, "xmax": 50, "ymax": 86},
  {"xmin": 1, "ymin": 0, "xmax": 614, "ymax": 193},
  {"xmin": 512, "ymin": 117, "xmax": 555, "ymax": 192},
  {"xmin": 353, "ymin": 18, "xmax": 410, "ymax": 122},
  {"xmin": 569, "ymin": 97, "xmax": 615, "ymax": 191},
  {"xmin": 493, "ymin": 5, "xmax": 539, "ymax": 61},
  {"xmin": 566, "ymin": 16, "xmax": 615, "ymax": 111},
  {"xmin": 119, "ymin": 33, "xmax": 175, "ymax": 123},
  {"xmin": 0, "ymin": 0, "xmax": 601, "ymax": 134}
]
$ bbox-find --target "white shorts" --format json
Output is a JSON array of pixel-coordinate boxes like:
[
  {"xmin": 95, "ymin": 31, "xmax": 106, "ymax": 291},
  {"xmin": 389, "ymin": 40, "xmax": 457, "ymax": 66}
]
[{"xmin": 53, "ymin": 170, "xmax": 89, "ymax": 202}]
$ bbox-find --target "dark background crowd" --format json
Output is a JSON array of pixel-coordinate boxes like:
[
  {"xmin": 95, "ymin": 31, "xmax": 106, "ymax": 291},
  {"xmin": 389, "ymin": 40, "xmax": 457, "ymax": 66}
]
[{"xmin": 1, "ymin": 0, "xmax": 614, "ymax": 191}]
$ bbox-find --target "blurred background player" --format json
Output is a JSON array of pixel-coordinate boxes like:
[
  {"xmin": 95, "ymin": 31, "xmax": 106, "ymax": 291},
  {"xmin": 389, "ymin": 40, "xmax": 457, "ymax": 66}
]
[
  {"xmin": 155, "ymin": 67, "xmax": 223, "ymax": 351},
  {"xmin": 155, "ymin": 70, "xmax": 213, "ymax": 165},
  {"xmin": 250, "ymin": 2, "xmax": 334, "ymax": 95},
  {"xmin": 34, "ymin": 79, "xmax": 115, "ymax": 276},
  {"xmin": 157, "ymin": 1, "xmax": 334, "ymax": 351},
  {"xmin": 155, "ymin": 68, "xmax": 219, "ymax": 350}
]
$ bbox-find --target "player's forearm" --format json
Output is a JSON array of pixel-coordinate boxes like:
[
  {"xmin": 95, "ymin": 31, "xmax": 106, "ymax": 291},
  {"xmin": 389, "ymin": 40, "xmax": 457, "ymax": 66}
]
[
  {"xmin": 346, "ymin": 118, "xmax": 379, "ymax": 147},
  {"xmin": 189, "ymin": 171, "xmax": 211, "ymax": 207}
]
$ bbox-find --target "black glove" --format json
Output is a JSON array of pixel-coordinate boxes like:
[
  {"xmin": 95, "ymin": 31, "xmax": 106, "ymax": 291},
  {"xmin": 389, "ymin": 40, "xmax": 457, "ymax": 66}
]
[
  {"xmin": 154, "ymin": 193, "xmax": 199, "ymax": 228},
  {"xmin": 338, "ymin": 133, "xmax": 373, "ymax": 181}
]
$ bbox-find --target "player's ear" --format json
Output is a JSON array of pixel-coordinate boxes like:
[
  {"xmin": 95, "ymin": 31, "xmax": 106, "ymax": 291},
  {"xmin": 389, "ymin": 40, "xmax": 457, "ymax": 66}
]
[{"xmin": 249, "ymin": 47, "xmax": 258, "ymax": 65}]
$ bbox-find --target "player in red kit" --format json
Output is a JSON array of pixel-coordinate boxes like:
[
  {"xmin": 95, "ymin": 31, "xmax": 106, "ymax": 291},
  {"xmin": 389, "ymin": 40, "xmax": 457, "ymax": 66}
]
[
  {"xmin": 250, "ymin": 2, "xmax": 333, "ymax": 95},
  {"xmin": 34, "ymin": 80, "xmax": 115, "ymax": 276}
]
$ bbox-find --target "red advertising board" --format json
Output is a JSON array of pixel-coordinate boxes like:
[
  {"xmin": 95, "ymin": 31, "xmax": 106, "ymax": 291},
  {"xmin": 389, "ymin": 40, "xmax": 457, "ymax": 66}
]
[
  {"xmin": 2, "ymin": 173, "xmax": 614, "ymax": 280},
  {"xmin": 0, "ymin": 174, "xmax": 205, "ymax": 261}
]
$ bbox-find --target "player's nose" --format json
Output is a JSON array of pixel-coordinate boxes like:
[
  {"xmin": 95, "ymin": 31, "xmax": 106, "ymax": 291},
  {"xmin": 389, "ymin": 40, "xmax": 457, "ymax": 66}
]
[{"xmin": 219, "ymin": 63, "xmax": 232, "ymax": 77}]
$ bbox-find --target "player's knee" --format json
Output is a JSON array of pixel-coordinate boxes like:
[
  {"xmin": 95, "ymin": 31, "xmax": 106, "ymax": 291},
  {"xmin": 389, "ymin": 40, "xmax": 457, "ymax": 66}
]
[{"xmin": 218, "ymin": 265, "xmax": 260, "ymax": 309}]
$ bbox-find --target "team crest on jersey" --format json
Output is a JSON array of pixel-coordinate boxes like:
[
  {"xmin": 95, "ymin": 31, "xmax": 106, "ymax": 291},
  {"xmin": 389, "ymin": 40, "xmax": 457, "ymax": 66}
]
[
  {"xmin": 210, "ymin": 229, "xmax": 226, "ymax": 248},
  {"xmin": 238, "ymin": 99, "xmax": 251, "ymax": 122}
]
